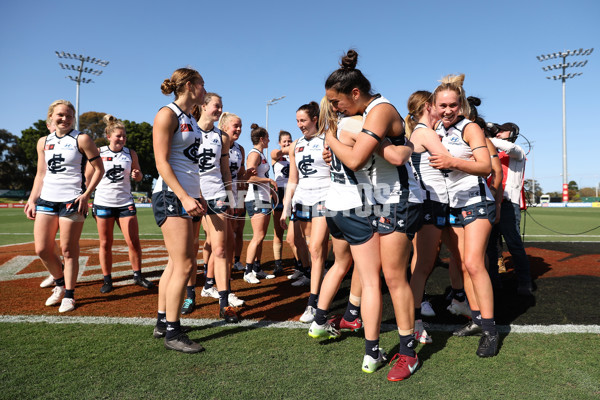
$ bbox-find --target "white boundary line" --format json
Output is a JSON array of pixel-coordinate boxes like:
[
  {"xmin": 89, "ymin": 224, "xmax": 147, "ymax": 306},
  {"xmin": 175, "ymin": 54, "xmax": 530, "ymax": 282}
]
[{"xmin": 1, "ymin": 314, "xmax": 599, "ymax": 334}]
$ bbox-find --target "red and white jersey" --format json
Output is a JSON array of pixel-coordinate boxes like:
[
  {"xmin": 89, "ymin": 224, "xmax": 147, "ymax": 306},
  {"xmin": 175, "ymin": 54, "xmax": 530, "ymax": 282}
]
[{"xmin": 490, "ymin": 138, "xmax": 527, "ymax": 208}]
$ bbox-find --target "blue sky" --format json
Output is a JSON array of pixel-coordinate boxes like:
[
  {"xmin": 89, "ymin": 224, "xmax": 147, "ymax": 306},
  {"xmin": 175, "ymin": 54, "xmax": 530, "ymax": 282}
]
[{"xmin": 1, "ymin": 0, "xmax": 598, "ymax": 193}]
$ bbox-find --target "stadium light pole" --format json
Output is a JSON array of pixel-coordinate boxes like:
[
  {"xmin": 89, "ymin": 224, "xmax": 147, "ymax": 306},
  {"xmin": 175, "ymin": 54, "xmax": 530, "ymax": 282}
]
[
  {"xmin": 537, "ymin": 47, "xmax": 593, "ymax": 203},
  {"xmin": 55, "ymin": 51, "xmax": 110, "ymax": 131},
  {"xmin": 266, "ymin": 96, "xmax": 285, "ymax": 133}
]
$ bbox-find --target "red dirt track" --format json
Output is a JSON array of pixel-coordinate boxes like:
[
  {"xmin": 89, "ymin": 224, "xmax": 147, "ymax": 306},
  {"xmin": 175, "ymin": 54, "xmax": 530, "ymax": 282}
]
[{"xmin": 0, "ymin": 239, "xmax": 598, "ymax": 320}]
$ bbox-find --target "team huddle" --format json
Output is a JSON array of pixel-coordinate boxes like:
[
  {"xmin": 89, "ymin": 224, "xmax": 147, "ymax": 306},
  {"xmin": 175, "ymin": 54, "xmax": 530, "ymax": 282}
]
[{"xmin": 26, "ymin": 49, "xmax": 533, "ymax": 382}]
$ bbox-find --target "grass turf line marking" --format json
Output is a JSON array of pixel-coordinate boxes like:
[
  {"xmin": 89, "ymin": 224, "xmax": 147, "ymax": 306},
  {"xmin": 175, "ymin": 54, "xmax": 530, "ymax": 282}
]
[{"xmin": 1, "ymin": 315, "xmax": 599, "ymax": 334}]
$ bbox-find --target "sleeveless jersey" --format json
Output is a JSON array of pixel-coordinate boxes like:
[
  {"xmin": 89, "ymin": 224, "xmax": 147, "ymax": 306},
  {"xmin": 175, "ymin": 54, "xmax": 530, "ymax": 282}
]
[
  {"xmin": 325, "ymin": 116, "xmax": 375, "ymax": 211},
  {"xmin": 244, "ymin": 148, "xmax": 270, "ymax": 202},
  {"xmin": 40, "ymin": 129, "xmax": 86, "ymax": 202},
  {"xmin": 198, "ymin": 126, "xmax": 226, "ymax": 200},
  {"xmin": 292, "ymin": 134, "xmax": 330, "ymax": 206},
  {"xmin": 410, "ymin": 123, "xmax": 449, "ymax": 203},
  {"xmin": 273, "ymin": 154, "xmax": 290, "ymax": 189},
  {"xmin": 94, "ymin": 146, "xmax": 134, "ymax": 207},
  {"xmin": 436, "ymin": 117, "xmax": 493, "ymax": 208},
  {"xmin": 152, "ymin": 103, "xmax": 202, "ymax": 198},
  {"xmin": 366, "ymin": 96, "xmax": 423, "ymax": 205},
  {"xmin": 229, "ymin": 141, "xmax": 244, "ymax": 206}
]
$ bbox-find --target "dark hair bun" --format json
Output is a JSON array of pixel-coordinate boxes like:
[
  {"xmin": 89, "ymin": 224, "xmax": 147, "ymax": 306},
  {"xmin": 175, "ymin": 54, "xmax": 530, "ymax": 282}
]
[
  {"xmin": 250, "ymin": 123, "xmax": 259, "ymax": 130},
  {"xmin": 467, "ymin": 96, "xmax": 481, "ymax": 107},
  {"xmin": 341, "ymin": 49, "xmax": 358, "ymax": 71}
]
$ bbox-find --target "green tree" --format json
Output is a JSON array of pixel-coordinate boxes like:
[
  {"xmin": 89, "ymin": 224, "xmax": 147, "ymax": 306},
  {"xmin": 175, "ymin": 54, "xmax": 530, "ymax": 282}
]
[
  {"xmin": 523, "ymin": 179, "xmax": 543, "ymax": 203},
  {"xmin": 123, "ymin": 120, "xmax": 155, "ymax": 193},
  {"xmin": 18, "ymin": 120, "xmax": 51, "ymax": 186},
  {"xmin": 79, "ymin": 111, "xmax": 108, "ymax": 147},
  {"xmin": 568, "ymin": 180, "xmax": 580, "ymax": 202},
  {"xmin": 579, "ymin": 187, "xmax": 596, "ymax": 197},
  {"xmin": 0, "ymin": 129, "xmax": 30, "ymax": 189}
]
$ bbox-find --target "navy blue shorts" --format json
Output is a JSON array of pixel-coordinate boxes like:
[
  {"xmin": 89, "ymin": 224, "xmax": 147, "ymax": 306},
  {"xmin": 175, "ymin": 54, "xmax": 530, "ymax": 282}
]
[
  {"xmin": 293, "ymin": 201, "xmax": 327, "ymax": 221},
  {"xmin": 36, "ymin": 198, "xmax": 86, "ymax": 219},
  {"xmin": 152, "ymin": 191, "xmax": 201, "ymax": 227},
  {"xmin": 449, "ymin": 200, "xmax": 495, "ymax": 227},
  {"xmin": 374, "ymin": 201, "xmax": 422, "ymax": 239},
  {"xmin": 245, "ymin": 200, "xmax": 272, "ymax": 218},
  {"xmin": 93, "ymin": 203, "xmax": 137, "ymax": 219},
  {"xmin": 272, "ymin": 187, "xmax": 285, "ymax": 211},
  {"xmin": 326, "ymin": 208, "xmax": 376, "ymax": 245},
  {"xmin": 421, "ymin": 200, "xmax": 449, "ymax": 229},
  {"xmin": 206, "ymin": 196, "xmax": 228, "ymax": 215}
]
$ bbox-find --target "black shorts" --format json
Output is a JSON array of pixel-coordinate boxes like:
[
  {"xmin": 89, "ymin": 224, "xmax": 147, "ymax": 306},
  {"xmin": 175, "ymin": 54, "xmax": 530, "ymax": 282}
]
[
  {"xmin": 245, "ymin": 200, "xmax": 272, "ymax": 218},
  {"xmin": 92, "ymin": 203, "xmax": 137, "ymax": 219},
  {"xmin": 151, "ymin": 191, "xmax": 201, "ymax": 227},
  {"xmin": 272, "ymin": 187, "xmax": 285, "ymax": 211},
  {"xmin": 374, "ymin": 201, "xmax": 422, "ymax": 239},
  {"xmin": 326, "ymin": 208, "xmax": 376, "ymax": 245},
  {"xmin": 421, "ymin": 200, "xmax": 449, "ymax": 228},
  {"xmin": 206, "ymin": 196, "xmax": 228, "ymax": 215},
  {"xmin": 36, "ymin": 198, "xmax": 86, "ymax": 219},
  {"xmin": 293, "ymin": 201, "xmax": 327, "ymax": 221},
  {"xmin": 448, "ymin": 200, "xmax": 495, "ymax": 227}
]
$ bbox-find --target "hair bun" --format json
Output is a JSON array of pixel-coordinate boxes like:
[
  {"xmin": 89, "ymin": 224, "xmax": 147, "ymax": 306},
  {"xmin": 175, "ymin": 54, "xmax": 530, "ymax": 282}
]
[
  {"xmin": 467, "ymin": 96, "xmax": 481, "ymax": 107},
  {"xmin": 250, "ymin": 123, "xmax": 259, "ymax": 130},
  {"xmin": 340, "ymin": 49, "xmax": 358, "ymax": 71},
  {"xmin": 103, "ymin": 113, "xmax": 117, "ymax": 125}
]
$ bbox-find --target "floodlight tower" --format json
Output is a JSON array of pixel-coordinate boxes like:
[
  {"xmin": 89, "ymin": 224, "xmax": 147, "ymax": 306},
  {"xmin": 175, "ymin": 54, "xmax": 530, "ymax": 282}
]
[
  {"xmin": 536, "ymin": 47, "xmax": 593, "ymax": 202},
  {"xmin": 266, "ymin": 96, "xmax": 285, "ymax": 133},
  {"xmin": 55, "ymin": 51, "xmax": 110, "ymax": 130}
]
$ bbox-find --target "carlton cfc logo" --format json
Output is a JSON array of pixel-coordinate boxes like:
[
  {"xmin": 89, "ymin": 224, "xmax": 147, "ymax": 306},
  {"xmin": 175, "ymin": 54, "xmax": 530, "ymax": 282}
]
[
  {"xmin": 297, "ymin": 155, "xmax": 316, "ymax": 177},
  {"xmin": 105, "ymin": 165, "xmax": 125, "ymax": 183},
  {"xmin": 198, "ymin": 148, "xmax": 216, "ymax": 173},
  {"xmin": 183, "ymin": 138, "xmax": 201, "ymax": 164},
  {"xmin": 47, "ymin": 154, "xmax": 66, "ymax": 174}
]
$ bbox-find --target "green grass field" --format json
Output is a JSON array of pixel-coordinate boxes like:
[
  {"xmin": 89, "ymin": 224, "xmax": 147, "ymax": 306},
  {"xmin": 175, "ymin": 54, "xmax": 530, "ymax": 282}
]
[
  {"xmin": 1, "ymin": 206, "xmax": 598, "ymax": 246},
  {"xmin": 1, "ymin": 321, "xmax": 598, "ymax": 400},
  {"xmin": 1, "ymin": 207, "xmax": 599, "ymax": 399}
]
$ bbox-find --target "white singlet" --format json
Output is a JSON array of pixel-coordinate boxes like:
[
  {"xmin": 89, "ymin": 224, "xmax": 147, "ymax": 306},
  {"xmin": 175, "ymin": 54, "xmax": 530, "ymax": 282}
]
[
  {"xmin": 273, "ymin": 154, "xmax": 290, "ymax": 189},
  {"xmin": 229, "ymin": 141, "xmax": 244, "ymax": 207},
  {"xmin": 40, "ymin": 129, "xmax": 85, "ymax": 202},
  {"xmin": 198, "ymin": 126, "xmax": 226, "ymax": 200},
  {"xmin": 325, "ymin": 116, "xmax": 375, "ymax": 211},
  {"xmin": 410, "ymin": 123, "xmax": 449, "ymax": 203},
  {"xmin": 152, "ymin": 103, "xmax": 202, "ymax": 198},
  {"xmin": 292, "ymin": 134, "xmax": 330, "ymax": 206},
  {"xmin": 93, "ymin": 146, "xmax": 134, "ymax": 207},
  {"xmin": 436, "ymin": 117, "xmax": 493, "ymax": 208},
  {"xmin": 366, "ymin": 96, "xmax": 423, "ymax": 205},
  {"xmin": 244, "ymin": 148, "xmax": 270, "ymax": 202}
]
